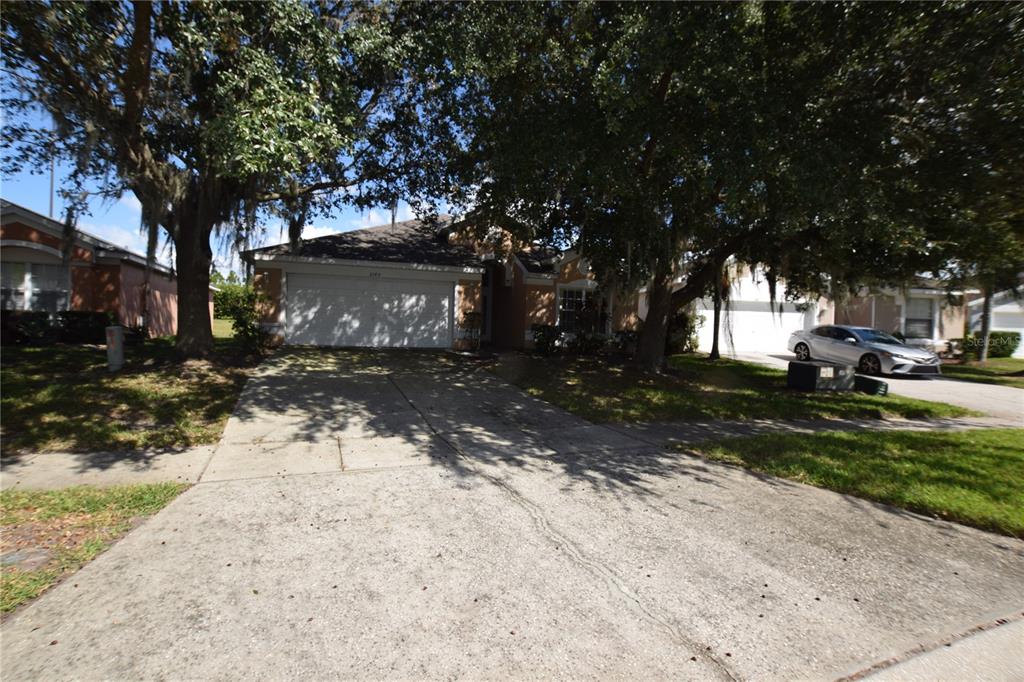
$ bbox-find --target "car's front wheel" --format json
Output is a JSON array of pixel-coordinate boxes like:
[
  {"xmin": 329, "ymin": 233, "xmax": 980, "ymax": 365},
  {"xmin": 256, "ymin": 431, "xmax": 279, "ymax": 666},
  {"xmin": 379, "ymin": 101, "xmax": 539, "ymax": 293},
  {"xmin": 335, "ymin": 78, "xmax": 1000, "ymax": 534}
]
[
  {"xmin": 794, "ymin": 342, "xmax": 811, "ymax": 361},
  {"xmin": 859, "ymin": 353, "xmax": 882, "ymax": 376}
]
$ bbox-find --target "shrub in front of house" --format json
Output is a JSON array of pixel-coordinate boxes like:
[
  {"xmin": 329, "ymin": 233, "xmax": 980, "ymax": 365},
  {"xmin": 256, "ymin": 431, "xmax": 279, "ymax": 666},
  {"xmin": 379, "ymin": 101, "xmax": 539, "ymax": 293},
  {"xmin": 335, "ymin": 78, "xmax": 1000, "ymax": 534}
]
[
  {"xmin": 665, "ymin": 309, "xmax": 703, "ymax": 355},
  {"xmin": 1, "ymin": 310, "xmax": 57, "ymax": 345},
  {"xmin": 55, "ymin": 311, "xmax": 117, "ymax": 343},
  {"xmin": 614, "ymin": 329, "xmax": 639, "ymax": 356},
  {"xmin": 217, "ymin": 284, "xmax": 269, "ymax": 353},
  {"xmin": 531, "ymin": 324, "xmax": 562, "ymax": 355},
  {"xmin": 1, "ymin": 310, "xmax": 119, "ymax": 345},
  {"xmin": 566, "ymin": 330, "xmax": 608, "ymax": 356},
  {"xmin": 952, "ymin": 331, "xmax": 1021, "ymax": 359}
]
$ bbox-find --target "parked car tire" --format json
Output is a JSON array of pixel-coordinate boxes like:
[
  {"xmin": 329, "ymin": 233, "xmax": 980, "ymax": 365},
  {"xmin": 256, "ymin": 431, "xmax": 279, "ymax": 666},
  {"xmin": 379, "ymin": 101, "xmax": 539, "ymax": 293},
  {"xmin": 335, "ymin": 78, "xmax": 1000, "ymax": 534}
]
[
  {"xmin": 794, "ymin": 342, "xmax": 811, "ymax": 361},
  {"xmin": 858, "ymin": 353, "xmax": 882, "ymax": 376}
]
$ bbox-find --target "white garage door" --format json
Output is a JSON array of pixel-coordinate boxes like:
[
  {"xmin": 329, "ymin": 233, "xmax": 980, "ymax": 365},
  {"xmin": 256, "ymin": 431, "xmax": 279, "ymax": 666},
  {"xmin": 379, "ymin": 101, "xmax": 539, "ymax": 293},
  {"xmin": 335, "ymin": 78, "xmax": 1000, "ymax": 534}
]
[
  {"xmin": 696, "ymin": 301, "xmax": 811, "ymax": 354},
  {"xmin": 286, "ymin": 273, "xmax": 453, "ymax": 348},
  {"xmin": 992, "ymin": 311, "xmax": 1024, "ymax": 358}
]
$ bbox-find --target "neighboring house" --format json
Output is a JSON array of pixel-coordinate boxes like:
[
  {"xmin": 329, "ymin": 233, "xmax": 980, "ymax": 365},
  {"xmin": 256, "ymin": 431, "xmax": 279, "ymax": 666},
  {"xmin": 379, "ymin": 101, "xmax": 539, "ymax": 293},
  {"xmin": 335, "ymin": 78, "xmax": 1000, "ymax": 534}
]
[
  {"xmin": 832, "ymin": 281, "xmax": 972, "ymax": 354},
  {"xmin": 1, "ymin": 199, "xmax": 212, "ymax": 336},
  {"xmin": 244, "ymin": 217, "xmax": 639, "ymax": 349},
  {"xmin": 967, "ymin": 290, "xmax": 1024, "ymax": 358},
  {"xmin": 647, "ymin": 264, "xmax": 972, "ymax": 356},
  {"xmin": 689, "ymin": 266, "xmax": 830, "ymax": 355}
]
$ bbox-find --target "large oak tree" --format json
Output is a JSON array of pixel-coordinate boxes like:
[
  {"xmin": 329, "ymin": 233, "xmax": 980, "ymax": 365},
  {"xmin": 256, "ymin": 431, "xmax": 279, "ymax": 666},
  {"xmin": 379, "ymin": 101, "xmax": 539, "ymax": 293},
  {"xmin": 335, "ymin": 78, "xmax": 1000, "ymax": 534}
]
[
  {"xmin": 402, "ymin": 2, "xmax": 1022, "ymax": 369},
  {"xmin": 3, "ymin": 1, "xmax": 425, "ymax": 356}
]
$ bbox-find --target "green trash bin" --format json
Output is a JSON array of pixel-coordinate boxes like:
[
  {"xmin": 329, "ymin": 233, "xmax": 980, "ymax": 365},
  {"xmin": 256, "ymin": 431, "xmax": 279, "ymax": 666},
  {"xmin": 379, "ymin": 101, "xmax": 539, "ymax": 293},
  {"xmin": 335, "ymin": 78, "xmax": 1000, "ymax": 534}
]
[
  {"xmin": 787, "ymin": 361, "xmax": 856, "ymax": 392},
  {"xmin": 855, "ymin": 374, "xmax": 889, "ymax": 396}
]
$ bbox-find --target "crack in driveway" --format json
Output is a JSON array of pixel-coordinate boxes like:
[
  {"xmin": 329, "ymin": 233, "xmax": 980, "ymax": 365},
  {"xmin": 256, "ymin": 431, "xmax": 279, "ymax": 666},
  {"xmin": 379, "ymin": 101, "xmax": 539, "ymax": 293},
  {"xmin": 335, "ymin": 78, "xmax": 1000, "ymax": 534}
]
[{"xmin": 387, "ymin": 372, "xmax": 740, "ymax": 681}]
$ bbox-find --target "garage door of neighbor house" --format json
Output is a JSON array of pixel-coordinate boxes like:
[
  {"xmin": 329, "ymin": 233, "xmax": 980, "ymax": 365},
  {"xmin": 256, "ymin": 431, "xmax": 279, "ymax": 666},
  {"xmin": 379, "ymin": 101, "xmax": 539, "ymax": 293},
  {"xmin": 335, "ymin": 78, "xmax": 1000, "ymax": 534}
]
[
  {"xmin": 696, "ymin": 302, "xmax": 811, "ymax": 354},
  {"xmin": 285, "ymin": 272, "xmax": 453, "ymax": 348}
]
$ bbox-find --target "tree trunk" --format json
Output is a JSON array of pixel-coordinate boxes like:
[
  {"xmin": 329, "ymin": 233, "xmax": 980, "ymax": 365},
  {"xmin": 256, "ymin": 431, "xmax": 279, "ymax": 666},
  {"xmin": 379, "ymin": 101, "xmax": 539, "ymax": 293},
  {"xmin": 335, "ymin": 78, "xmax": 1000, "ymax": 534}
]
[
  {"xmin": 979, "ymin": 284, "xmax": 993, "ymax": 365},
  {"xmin": 635, "ymin": 268, "xmax": 674, "ymax": 372},
  {"xmin": 709, "ymin": 275, "xmax": 722, "ymax": 361},
  {"xmin": 174, "ymin": 210, "xmax": 215, "ymax": 358}
]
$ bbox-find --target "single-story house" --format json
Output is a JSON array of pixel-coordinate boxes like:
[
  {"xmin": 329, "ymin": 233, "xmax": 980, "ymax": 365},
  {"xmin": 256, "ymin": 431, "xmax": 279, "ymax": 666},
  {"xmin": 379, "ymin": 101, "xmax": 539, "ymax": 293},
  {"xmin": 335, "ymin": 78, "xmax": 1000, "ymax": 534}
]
[
  {"xmin": 243, "ymin": 217, "xmax": 639, "ymax": 349},
  {"xmin": 677, "ymin": 265, "xmax": 973, "ymax": 356},
  {"xmin": 1, "ymin": 199, "xmax": 212, "ymax": 336},
  {"xmin": 968, "ymin": 289, "xmax": 1024, "ymax": 358},
  {"xmin": 832, "ymin": 281, "xmax": 972, "ymax": 354}
]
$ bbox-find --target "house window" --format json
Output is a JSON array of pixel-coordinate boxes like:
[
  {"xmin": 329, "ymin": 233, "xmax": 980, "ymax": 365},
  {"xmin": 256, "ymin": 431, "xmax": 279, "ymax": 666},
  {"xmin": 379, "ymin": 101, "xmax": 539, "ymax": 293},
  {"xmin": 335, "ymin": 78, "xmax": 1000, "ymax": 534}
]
[
  {"xmin": 0, "ymin": 262, "xmax": 68, "ymax": 313},
  {"xmin": 1, "ymin": 262, "xmax": 27, "ymax": 310},
  {"xmin": 558, "ymin": 289, "xmax": 585, "ymax": 333},
  {"xmin": 905, "ymin": 297, "xmax": 934, "ymax": 339}
]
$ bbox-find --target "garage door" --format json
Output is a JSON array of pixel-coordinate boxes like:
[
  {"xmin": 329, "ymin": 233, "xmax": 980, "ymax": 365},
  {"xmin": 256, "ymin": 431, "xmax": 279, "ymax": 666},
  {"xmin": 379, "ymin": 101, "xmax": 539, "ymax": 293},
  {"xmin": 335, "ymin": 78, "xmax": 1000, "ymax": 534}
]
[
  {"xmin": 696, "ymin": 300, "xmax": 811, "ymax": 354},
  {"xmin": 286, "ymin": 273, "xmax": 453, "ymax": 348}
]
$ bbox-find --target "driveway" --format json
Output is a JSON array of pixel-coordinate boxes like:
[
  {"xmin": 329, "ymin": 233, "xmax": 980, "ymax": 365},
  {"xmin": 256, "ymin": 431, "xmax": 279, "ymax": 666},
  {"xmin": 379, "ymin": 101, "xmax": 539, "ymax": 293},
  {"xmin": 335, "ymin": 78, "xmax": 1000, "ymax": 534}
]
[
  {"xmin": 2, "ymin": 349, "xmax": 1023, "ymax": 680},
  {"xmin": 736, "ymin": 352, "xmax": 1024, "ymax": 423}
]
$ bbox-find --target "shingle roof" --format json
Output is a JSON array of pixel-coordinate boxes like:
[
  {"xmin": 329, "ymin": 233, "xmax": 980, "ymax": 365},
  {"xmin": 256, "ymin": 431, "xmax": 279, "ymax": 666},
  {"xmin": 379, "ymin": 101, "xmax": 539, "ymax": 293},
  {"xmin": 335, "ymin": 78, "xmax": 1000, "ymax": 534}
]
[
  {"xmin": 516, "ymin": 245, "xmax": 562, "ymax": 275},
  {"xmin": 244, "ymin": 217, "xmax": 482, "ymax": 269},
  {"xmin": 1, "ymin": 199, "xmax": 175, "ymax": 275}
]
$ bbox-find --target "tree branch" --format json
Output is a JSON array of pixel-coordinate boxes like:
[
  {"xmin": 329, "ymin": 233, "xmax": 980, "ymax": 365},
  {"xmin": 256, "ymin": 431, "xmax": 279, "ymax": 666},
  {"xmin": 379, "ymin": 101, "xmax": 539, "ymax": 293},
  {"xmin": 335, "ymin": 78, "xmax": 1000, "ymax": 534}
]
[{"xmin": 122, "ymin": 1, "xmax": 153, "ymax": 139}]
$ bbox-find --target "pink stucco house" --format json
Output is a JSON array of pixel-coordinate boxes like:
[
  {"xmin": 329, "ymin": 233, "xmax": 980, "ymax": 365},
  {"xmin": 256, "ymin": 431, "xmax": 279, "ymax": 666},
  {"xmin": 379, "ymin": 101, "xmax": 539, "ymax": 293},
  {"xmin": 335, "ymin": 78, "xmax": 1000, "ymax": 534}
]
[{"xmin": 1, "ymin": 199, "xmax": 212, "ymax": 336}]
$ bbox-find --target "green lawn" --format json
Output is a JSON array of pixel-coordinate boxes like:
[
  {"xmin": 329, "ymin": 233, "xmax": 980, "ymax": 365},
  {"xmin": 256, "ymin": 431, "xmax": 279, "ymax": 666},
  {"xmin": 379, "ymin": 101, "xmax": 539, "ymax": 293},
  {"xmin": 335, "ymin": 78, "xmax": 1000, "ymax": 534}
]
[
  {"xmin": 1, "ymin": 337, "xmax": 253, "ymax": 455},
  {"xmin": 212, "ymin": 318, "xmax": 234, "ymax": 339},
  {"xmin": 689, "ymin": 429, "xmax": 1024, "ymax": 537},
  {"xmin": 941, "ymin": 358, "xmax": 1024, "ymax": 389},
  {"xmin": 488, "ymin": 353, "xmax": 972, "ymax": 423},
  {"xmin": 1, "ymin": 483, "xmax": 187, "ymax": 613}
]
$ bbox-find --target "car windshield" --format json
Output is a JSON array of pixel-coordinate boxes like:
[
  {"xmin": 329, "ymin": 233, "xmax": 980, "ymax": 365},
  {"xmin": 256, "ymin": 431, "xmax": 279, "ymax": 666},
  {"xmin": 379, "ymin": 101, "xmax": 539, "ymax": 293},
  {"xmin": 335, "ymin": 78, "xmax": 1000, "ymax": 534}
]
[{"xmin": 853, "ymin": 328, "xmax": 902, "ymax": 345}]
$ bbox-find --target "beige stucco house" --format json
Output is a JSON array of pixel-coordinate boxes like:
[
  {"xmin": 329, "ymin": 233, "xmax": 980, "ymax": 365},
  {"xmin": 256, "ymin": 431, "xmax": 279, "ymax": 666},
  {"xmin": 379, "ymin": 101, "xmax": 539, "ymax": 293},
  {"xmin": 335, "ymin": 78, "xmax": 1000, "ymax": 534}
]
[{"xmin": 244, "ymin": 217, "xmax": 639, "ymax": 350}]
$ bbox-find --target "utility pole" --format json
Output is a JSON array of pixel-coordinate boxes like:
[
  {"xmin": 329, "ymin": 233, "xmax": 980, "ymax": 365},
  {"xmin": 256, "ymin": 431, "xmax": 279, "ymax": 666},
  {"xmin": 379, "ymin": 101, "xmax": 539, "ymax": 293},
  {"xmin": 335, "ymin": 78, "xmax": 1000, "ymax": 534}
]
[
  {"xmin": 49, "ymin": 115, "xmax": 56, "ymax": 217},
  {"xmin": 49, "ymin": 156, "xmax": 55, "ymax": 218}
]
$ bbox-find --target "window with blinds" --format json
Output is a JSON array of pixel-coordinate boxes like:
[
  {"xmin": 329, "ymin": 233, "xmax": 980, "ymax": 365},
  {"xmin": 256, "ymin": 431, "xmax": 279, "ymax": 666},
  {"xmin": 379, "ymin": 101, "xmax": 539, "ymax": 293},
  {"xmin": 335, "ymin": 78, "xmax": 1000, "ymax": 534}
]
[
  {"xmin": 0, "ymin": 262, "xmax": 68, "ymax": 312},
  {"xmin": 904, "ymin": 297, "xmax": 934, "ymax": 338}
]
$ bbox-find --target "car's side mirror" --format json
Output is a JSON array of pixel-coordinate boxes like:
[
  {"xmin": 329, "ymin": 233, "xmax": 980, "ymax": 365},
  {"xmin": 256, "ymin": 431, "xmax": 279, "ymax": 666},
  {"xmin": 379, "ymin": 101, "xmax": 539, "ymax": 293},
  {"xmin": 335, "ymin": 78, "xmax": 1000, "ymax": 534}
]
[{"xmin": 845, "ymin": 337, "xmax": 857, "ymax": 344}]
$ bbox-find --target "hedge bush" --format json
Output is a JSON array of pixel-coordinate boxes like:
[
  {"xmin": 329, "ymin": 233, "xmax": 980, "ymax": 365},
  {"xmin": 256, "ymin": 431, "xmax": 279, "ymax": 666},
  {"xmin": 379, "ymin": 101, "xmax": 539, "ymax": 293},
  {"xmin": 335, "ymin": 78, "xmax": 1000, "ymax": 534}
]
[
  {"xmin": 56, "ymin": 311, "xmax": 116, "ymax": 343},
  {"xmin": 215, "ymin": 284, "xmax": 268, "ymax": 353},
  {"xmin": 531, "ymin": 324, "xmax": 562, "ymax": 355},
  {"xmin": 566, "ymin": 330, "xmax": 608, "ymax": 356},
  {"xmin": 955, "ymin": 331, "xmax": 1022, "ymax": 359},
  {"xmin": 1, "ymin": 310, "xmax": 119, "ymax": 345},
  {"xmin": 665, "ymin": 309, "xmax": 703, "ymax": 355},
  {"xmin": 1, "ymin": 310, "xmax": 56, "ymax": 345}
]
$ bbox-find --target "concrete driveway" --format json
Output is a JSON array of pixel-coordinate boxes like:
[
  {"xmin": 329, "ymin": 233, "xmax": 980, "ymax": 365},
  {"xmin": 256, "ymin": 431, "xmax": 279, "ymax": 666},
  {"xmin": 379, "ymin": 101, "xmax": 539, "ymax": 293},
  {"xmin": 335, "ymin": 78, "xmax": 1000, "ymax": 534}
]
[
  {"xmin": 2, "ymin": 349, "xmax": 1022, "ymax": 681},
  {"xmin": 736, "ymin": 352, "xmax": 1024, "ymax": 423}
]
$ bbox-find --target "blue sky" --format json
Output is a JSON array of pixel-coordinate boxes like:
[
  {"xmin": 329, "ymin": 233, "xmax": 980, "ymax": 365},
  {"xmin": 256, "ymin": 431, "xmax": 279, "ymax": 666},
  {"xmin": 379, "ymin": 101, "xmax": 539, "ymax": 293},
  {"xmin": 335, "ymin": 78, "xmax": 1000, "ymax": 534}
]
[{"xmin": 2, "ymin": 160, "xmax": 417, "ymax": 275}]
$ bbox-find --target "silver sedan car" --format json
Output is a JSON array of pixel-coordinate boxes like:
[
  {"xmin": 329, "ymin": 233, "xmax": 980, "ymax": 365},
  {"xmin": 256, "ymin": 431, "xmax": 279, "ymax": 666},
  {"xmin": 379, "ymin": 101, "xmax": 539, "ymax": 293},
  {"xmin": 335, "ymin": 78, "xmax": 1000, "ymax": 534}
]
[{"xmin": 787, "ymin": 325, "xmax": 942, "ymax": 376}]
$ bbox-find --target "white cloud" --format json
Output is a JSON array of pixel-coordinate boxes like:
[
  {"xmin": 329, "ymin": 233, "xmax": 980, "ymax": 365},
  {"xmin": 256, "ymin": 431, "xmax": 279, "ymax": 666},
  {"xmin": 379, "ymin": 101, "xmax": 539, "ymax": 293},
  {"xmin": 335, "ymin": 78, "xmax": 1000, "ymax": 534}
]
[
  {"xmin": 301, "ymin": 224, "xmax": 339, "ymax": 240},
  {"xmin": 78, "ymin": 221, "xmax": 173, "ymax": 268}
]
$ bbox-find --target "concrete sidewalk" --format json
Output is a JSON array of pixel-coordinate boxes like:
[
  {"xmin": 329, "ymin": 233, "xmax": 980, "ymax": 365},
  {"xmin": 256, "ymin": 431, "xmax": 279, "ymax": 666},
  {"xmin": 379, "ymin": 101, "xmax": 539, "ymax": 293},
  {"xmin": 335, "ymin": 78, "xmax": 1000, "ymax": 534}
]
[
  {"xmin": 0, "ymin": 445, "xmax": 215, "ymax": 490},
  {"xmin": 865, "ymin": 617, "xmax": 1024, "ymax": 681}
]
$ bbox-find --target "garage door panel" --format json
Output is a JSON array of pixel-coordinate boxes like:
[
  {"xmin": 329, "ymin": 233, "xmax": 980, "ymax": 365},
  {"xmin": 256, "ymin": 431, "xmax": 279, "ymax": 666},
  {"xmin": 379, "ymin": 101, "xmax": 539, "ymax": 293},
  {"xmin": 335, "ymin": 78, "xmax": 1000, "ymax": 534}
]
[
  {"xmin": 286, "ymin": 273, "xmax": 452, "ymax": 348},
  {"xmin": 696, "ymin": 300, "xmax": 811, "ymax": 354}
]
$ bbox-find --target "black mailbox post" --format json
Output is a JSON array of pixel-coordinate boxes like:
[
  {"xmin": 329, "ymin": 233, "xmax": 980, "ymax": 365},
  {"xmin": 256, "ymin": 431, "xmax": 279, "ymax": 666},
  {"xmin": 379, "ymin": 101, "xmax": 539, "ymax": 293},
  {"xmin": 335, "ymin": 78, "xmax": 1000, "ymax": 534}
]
[{"xmin": 787, "ymin": 361, "xmax": 856, "ymax": 392}]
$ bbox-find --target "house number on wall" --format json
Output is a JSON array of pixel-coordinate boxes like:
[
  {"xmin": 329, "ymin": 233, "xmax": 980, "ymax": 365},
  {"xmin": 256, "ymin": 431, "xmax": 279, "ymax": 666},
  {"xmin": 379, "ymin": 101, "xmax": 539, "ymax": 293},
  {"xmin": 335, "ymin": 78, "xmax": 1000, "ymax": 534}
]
[{"xmin": 367, "ymin": 272, "xmax": 382, "ymax": 279}]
